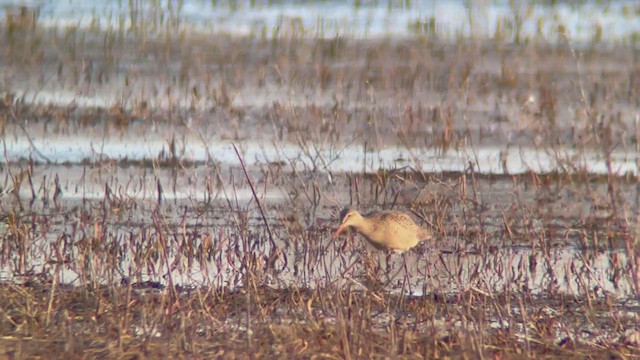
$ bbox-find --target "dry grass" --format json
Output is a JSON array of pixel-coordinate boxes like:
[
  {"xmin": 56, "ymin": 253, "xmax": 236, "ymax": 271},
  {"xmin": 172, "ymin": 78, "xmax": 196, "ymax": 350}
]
[
  {"xmin": 1, "ymin": 3, "xmax": 639, "ymax": 359},
  {"xmin": 0, "ymin": 281, "xmax": 636, "ymax": 359}
]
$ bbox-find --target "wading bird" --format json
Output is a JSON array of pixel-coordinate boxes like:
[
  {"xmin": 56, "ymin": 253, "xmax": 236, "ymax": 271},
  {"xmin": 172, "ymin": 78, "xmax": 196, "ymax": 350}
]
[{"xmin": 335, "ymin": 207, "xmax": 432, "ymax": 252}]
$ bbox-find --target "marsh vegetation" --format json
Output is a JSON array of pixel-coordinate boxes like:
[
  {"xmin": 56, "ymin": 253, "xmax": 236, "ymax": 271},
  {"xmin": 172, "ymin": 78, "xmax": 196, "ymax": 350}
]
[{"xmin": 0, "ymin": 1, "xmax": 639, "ymax": 358}]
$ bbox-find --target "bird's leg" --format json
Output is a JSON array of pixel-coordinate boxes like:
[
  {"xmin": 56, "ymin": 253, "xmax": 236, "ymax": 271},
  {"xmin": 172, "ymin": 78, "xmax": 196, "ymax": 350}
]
[
  {"xmin": 371, "ymin": 251, "xmax": 382, "ymax": 280},
  {"xmin": 402, "ymin": 252, "xmax": 412, "ymax": 295},
  {"xmin": 384, "ymin": 250, "xmax": 393, "ymax": 277},
  {"xmin": 381, "ymin": 250, "xmax": 404, "ymax": 287},
  {"xmin": 419, "ymin": 250, "xmax": 440, "ymax": 293}
]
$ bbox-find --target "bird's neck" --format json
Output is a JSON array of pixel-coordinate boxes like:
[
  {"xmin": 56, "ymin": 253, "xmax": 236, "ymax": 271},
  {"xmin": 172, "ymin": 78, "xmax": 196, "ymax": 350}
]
[{"xmin": 353, "ymin": 216, "xmax": 375, "ymax": 236}]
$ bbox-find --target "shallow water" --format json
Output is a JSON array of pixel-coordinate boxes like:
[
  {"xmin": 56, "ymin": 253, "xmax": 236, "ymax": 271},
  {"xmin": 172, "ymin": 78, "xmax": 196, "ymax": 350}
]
[
  {"xmin": 1, "ymin": 164, "xmax": 638, "ymax": 300},
  {"xmin": 0, "ymin": 214, "xmax": 635, "ymax": 299},
  {"xmin": 4, "ymin": 130, "xmax": 640, "ymax": 176}
]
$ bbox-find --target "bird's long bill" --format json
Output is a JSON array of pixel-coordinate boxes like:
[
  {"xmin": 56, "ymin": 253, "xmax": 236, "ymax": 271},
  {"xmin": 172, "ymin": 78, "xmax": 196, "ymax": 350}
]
[{"xmin": 335, "ymin": 223, "xmax": 347, "ymax": 236}]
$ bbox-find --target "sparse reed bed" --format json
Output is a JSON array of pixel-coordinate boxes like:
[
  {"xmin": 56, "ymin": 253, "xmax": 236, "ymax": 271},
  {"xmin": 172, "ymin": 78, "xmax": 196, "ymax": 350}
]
[
  {"xmin": 0, "ymin": 167, "xmax": 639, "ymax": 358},
  {"xmin": 1, "ymin": 2, "xmax": 640, "ymax": 358}
]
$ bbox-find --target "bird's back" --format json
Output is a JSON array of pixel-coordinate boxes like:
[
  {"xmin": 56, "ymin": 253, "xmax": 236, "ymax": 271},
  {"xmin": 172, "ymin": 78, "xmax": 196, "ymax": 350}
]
[{"xmin": 363, "ymin": 210, "xmax": 431, "ymax": 251}]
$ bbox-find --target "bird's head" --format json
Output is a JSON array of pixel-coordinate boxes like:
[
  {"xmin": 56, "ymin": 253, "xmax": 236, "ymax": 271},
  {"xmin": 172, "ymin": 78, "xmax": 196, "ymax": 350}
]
[{"xmin": 335, "ymin": 207, "xmax": 362, "ymax": 236}]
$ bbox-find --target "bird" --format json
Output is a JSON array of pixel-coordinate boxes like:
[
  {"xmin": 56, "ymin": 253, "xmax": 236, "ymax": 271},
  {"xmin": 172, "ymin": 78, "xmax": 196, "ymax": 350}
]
[{"xmin": 335, "ymin": 207, "xmax": 432, "ymax": 252}]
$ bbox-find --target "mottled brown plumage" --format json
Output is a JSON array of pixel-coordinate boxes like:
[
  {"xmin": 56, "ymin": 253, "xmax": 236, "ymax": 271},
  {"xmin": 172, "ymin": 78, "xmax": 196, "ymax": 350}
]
[{"xmin": 335, "ymin": 207, "xmax": 432, "ymax": 252}]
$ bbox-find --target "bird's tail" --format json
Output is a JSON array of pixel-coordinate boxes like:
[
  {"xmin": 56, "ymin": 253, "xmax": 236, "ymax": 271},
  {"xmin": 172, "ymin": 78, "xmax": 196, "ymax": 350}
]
[{"xmin": 419, "ymin": 229, "xmax": 433, "ymax": 241}]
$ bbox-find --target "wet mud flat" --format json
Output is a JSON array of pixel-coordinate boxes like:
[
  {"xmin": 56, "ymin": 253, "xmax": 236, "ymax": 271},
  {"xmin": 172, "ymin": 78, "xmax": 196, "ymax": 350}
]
[{"xmin": 1, "ymin": 17, "xmax": 640, "ymax": 359}]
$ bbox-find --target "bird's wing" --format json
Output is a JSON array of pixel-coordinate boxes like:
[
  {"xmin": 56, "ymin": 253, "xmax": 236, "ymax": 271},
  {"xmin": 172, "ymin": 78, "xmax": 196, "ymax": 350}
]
[
  {"xmin": 374, "ymin": 211, "xmax": 414, "ymax": 229},
  {"xmin": 379, "ymin": 211, "xmax": 432, "ymax": 239}
]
